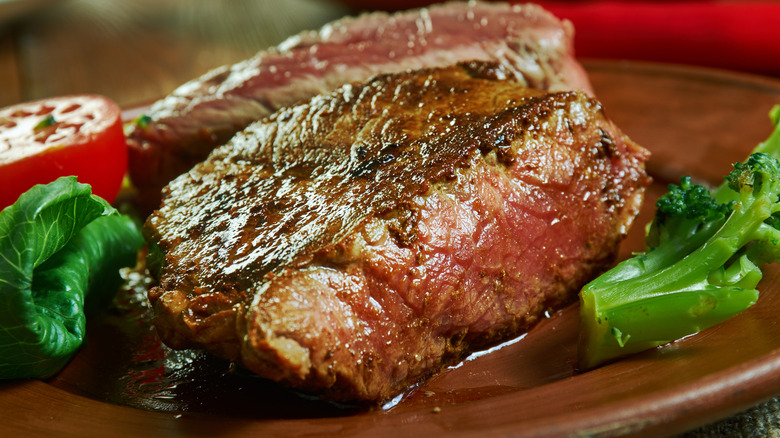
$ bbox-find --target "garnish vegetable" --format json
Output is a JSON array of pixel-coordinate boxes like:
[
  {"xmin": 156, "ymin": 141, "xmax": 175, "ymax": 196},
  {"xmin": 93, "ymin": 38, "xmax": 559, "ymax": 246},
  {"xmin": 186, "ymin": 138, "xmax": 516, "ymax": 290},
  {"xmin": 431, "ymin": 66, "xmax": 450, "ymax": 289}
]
[
  {"xmin": 0, "ymin": 177, "xmax": 143, "ymax": 379},
  {"xmin": 0, "ymin": 95, "xmax": 127, "ymax": 210},
  {"xmin": 579, "ymin": 106, "xmax": 780, "ymax": 370}
]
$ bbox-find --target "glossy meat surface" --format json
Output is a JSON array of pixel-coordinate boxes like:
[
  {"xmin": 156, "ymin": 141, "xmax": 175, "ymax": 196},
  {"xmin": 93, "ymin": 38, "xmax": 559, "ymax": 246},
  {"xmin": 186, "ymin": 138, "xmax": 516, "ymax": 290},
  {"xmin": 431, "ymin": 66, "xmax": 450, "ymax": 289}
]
[
  {"xmin": 144, "ymin": 62, "xmax": 649, "ymax": 402},
  {"xmin": 128, "ymin": 1, "xmax": 593, "ymax": 212}
]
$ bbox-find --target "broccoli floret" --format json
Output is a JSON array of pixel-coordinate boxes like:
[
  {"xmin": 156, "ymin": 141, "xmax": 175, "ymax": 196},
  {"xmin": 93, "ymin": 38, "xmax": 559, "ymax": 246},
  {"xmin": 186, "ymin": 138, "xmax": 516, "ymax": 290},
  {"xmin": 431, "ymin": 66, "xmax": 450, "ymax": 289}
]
[
  {"xmin": 578, "ymin": 121, "xmax": 780, "ymax": 369},
  {"xmin": 713, "ymin": 104, "xmax": 780, "ymax": 203}
]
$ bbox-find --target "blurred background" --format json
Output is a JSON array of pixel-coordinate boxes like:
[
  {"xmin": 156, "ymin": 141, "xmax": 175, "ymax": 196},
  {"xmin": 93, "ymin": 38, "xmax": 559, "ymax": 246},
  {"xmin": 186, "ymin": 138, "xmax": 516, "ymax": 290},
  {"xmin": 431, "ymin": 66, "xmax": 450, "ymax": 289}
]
[
  {"xmin": 1, "ymin": 0, "xmax": 778, "ymax": 109},
  {"xmin": 0, "ymin": 0, "xmax": 350, "ymax": 107}
]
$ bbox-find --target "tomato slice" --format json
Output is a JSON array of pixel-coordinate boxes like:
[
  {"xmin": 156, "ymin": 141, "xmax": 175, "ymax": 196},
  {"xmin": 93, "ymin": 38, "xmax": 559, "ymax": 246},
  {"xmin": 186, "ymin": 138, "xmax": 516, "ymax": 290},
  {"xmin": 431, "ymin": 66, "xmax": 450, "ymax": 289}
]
[{"xmin": 0, "ymin": 95, "xmax": 127, "ymax": 210}]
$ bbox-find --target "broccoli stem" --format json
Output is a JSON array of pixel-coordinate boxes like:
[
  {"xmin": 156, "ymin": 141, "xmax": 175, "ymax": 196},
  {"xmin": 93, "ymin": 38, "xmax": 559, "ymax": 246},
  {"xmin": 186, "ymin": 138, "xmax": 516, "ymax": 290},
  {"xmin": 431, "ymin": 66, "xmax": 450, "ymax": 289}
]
[
  {"xmin": 595, "ymin": 192, "xmax": 770, "ymax": 306},
  {"xmin": 578, "ymin": 109, "xmax": 780, "ymax": 369},
  {"xmin": 580, "ymin": 285, "xmax": 758, "ymax": 369},
  {"xmin": 579, "ymin": 192, "xmax": 770, "ymax": 369}
]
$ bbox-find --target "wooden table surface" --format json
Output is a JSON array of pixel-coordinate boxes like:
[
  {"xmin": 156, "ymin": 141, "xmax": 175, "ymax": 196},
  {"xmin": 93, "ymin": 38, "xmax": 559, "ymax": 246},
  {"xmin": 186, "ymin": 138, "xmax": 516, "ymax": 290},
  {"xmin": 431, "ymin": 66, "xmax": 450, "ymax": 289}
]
[{"xmin": 1, "ymin": 1, "xmax": 779, "ymax": 437}]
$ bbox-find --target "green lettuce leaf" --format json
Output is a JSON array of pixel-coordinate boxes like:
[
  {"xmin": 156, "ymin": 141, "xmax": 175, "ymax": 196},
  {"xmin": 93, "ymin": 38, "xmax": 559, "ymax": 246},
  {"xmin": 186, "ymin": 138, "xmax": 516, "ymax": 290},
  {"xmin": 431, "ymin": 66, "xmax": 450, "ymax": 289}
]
[{"xmin": 0, "ymin": 176, "xmax": 144, "ymax": 379}]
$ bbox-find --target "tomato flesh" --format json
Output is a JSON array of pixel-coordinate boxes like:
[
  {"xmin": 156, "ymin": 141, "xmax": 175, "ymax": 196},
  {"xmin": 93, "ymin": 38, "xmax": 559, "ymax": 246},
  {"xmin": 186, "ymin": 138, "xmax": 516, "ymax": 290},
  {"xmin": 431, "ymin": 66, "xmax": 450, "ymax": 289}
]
[{"xmin": 0, "ymin": 95, "xmax": 127, "ymax": 210}]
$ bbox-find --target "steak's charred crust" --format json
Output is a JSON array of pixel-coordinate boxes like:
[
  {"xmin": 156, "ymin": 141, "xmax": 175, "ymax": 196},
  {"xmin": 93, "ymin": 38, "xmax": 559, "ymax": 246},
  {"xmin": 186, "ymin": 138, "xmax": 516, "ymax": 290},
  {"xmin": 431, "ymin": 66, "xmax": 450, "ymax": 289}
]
[{"xmin": 144, "ymin": 62, "xmax": 650, "ymax": 402}]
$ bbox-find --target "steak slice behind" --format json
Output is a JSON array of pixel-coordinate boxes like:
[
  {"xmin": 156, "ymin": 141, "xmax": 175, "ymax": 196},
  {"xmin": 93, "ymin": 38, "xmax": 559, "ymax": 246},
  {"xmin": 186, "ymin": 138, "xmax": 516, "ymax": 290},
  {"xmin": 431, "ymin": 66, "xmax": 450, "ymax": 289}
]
[
  {"xmin": 144, "ymin": 62, "xmax": 650, "ymax": 403},
  {"xmin": 127, "ymin": 1, "xmax": 594, "ymax": 213}
]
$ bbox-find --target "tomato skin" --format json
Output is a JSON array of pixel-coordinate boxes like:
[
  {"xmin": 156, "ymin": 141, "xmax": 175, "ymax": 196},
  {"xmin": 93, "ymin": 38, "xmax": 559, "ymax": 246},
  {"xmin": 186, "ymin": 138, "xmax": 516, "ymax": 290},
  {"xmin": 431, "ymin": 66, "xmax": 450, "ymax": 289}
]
[{"xmin": 0, "ymin": 95, "xmax": 127, "ymax": 210}]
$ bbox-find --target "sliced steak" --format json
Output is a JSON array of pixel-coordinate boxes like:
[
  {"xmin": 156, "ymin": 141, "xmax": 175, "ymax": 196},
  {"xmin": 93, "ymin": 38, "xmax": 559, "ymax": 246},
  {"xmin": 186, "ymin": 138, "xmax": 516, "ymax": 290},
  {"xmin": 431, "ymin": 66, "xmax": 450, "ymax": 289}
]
[
  {"xmin": 128, "ymin": 1, "xmax": 594, "ymax": 213},
  {"xmin": 144, "ymin": 62, "xmax": 649, "ymax": 403}
]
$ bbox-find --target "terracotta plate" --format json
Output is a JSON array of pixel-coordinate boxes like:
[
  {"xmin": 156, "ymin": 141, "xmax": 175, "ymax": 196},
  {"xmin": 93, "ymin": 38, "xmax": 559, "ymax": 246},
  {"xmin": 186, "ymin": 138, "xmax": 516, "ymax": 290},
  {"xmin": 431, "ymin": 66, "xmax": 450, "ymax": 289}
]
[{"xmin": 2, "ymin": 60, "xmax": 780, "ymax": 437}]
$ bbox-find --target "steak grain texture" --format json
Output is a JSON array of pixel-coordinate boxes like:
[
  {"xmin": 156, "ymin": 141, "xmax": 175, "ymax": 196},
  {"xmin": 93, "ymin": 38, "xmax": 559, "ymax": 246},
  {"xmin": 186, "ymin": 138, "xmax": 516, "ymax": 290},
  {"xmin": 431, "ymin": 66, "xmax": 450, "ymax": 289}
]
[
  {"xmin": 127, "ymin": 1, "xmax": 594, "ymax": 212},
  {"xmin": 144, "ymin": 62, "xmax": 650, "ymax": 403}
]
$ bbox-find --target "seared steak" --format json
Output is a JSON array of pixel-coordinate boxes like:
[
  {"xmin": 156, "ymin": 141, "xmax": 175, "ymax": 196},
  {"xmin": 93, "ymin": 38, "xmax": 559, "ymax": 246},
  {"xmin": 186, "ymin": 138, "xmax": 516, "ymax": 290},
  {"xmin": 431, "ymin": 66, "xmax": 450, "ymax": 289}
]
[
  {"xmin": 128, "ymin": 1, "xmax": 594, "ymax": 212},
  {"xmin": 144, "ymin": 62, "xmax": 649, "ymax": 402}
]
